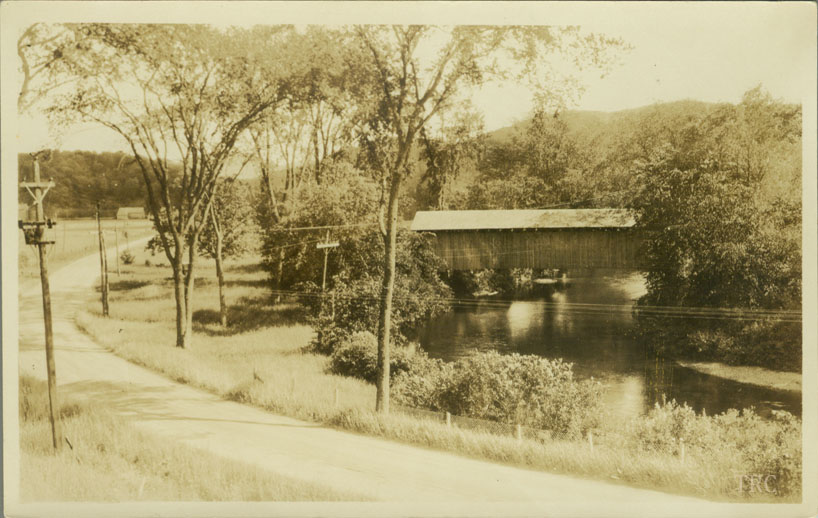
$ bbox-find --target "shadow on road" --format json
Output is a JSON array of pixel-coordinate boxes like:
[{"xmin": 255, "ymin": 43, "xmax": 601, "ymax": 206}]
[{"xmin": 61, "ymin": 379, "xmax": 321, "ymax": 431}]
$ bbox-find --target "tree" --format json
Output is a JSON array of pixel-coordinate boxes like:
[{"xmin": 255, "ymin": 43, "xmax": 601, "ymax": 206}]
[
  {"xmin": 199, "ymin": 179, "xmax": 257, "ymax": 327},
  {"xmin": 17, "ymin": 23, "xmax": 90, "ymax": 113},
  {"xmin": 418, "ymin": 109, "xmax": 483, "ymax": 209},
  {"xmin": 48, "ymin": 24, "xmax": 289, "ymax": 348},
  {"xmin": 352, "ymin": 25, "xmax": 625, "ymax": 413},
  {"xmin": 248, "ymin": 27, "xmax": 361, "ymax": 296}
]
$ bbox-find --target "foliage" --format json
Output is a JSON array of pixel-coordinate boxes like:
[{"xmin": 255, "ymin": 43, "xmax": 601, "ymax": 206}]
[
  {"xmin": 79, "ymin": 262, "xmax": 802, "ymax": 501},
  {"xmin": 416, "ymin": 110, "xmax": 484, "ymax": 210},
  {"xmin": 628, "ymin": 400, "xmax": 801, "ymax": 496},
  {"xmin": 47, "ymin": 24, "xmax": 296, "ymax": 347},
  {"xmin": 632, "ymin": 152, "xmax": 800, "ymax": 310},
  {"xmin": 303, "ymin": 229, "xmax": 453, "ymax": 348},
  {"xmin": 329, "ymin": 331, "xmax": 425, "ymax": 383},
  {"xmin": 259, "ymin": 170, "xmax": 380, "ymax": 291},
  {"xmin": 198, "ymin": 179, "xmax": 258, "ymax": 260},
  {"xmin": 17, "ymin": 24, "xmax": 91, "ymax": 114},
  {"xmin": 392, "ymin": 351, "xmax": 604, "ymax": 439},
  {"xmin": 352, "ymin": 25, "xmax": 627, "ymax": 411},
  {"xmin": 17, "ymin": 151, "xmax": 148, "ymax": 217},
  {"xmin": 619, "ymin": 88, "xmax": 802, "ymax": 370},
  {"xmin": 636, "ymin": 318, "xmax": 802, "ymax": 372},
  {"xmin": 120, "ymin": 249, "xmax": 135, "ymax": 265}
]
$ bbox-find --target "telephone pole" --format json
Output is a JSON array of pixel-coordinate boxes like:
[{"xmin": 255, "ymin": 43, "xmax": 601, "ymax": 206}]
[
  {"xmin": 316, "ymin": 231, "xmax": 339, "ymax": 317},
  {"xmin": 316, "ymin": 230, "xmax": 339, "ymax": 292},
  {"xmin": 96, "ymin": 202, "xmax": 110, "ymax": 316},
  {"xmin": 18, "ymin": 152, "xmax": 61, "ymax": 451}
]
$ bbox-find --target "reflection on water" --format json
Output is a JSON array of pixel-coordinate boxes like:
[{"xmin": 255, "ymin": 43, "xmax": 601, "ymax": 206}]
[{"xmin": 418, "ymin": 272, "xmax": 801, "ymax": 419}]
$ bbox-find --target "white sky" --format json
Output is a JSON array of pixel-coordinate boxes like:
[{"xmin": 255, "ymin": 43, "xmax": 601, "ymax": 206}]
[{"xmin": 12, "ymin": 4, "xmax": 814, "ymax": 153}]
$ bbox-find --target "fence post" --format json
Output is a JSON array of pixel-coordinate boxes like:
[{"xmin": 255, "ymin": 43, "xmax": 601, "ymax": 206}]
[
  {"xmin": 588, "ymin": 431, "xmax": 594, "ymax": 452},
  {"xmin": 334, "ymin": 387, "xmax": 339, "ymax": 408},
  {"xmin": 445, "ymin": 412, "xmax": 451, "ymax": 428},
  {"xmin": 516, "ymin": 424, "xmax": 522, "ymax": 442}
]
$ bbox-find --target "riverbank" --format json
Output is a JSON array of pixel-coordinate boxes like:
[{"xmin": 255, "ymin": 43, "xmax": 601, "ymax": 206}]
[
  {"xmin": 676, "ymin": 360, "xmax": 801, "ymax": 393},
  {"xmin": 68, "ymin": 249, "xmax": 801, "ymax": 502}
]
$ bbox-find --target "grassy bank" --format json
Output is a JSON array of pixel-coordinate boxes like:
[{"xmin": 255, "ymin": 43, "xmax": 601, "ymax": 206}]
[
  {"xmin": 18, "ymin": 376, "xmax": 368, "ymax": 501},
  {"xmin": 74, "ymin": 253, "xmax": 800, "ymax": 502},
  {"xmin": 677, "ymin": 361, "xmax": 801, "ymax": 392}
]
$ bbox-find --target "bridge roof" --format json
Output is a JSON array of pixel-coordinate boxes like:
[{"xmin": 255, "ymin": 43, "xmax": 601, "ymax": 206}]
[{"xmin": 411, "ymin": 209, "xmax": 636, "ymax": 231}]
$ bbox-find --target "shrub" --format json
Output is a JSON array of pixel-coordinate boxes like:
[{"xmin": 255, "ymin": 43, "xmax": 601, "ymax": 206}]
[
  {"xmin": 120, "ymin": 249, "xmax": 135, "ymax": 265},
  {"xmin": 329, "ymin": 331, "xmax": 425, "ymax": 383},
  {"xmin": 635, "ymin": 317, "xmax": 801, "ymax": 373},
  {"xmin": 629, "ymin": 400, "xmax": 802, "ymax": 496},
  {"xmin": 393, "ymin": 351, "xmax": 603, "ymax": 439},
  {"xmin": 309, "ymin": 317, "xmax": 352, "ymax": 355},
  {"xmin": 391, "ymin": 355, "xmax": 452, "ymax": 409}
]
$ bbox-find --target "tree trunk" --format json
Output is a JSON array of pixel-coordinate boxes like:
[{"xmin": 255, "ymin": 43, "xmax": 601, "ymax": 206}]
[
  {"xmin": 375, "ymin": 172, "xmax": 402, "ymax": 414},
  {"xmin": 215, "ymin": 234, "xmax": 227, "ymax": 327},
  {"xmin": 172, "ymin": 252, "xmax": 189, "ymax": 349},
  {"xmin": 275, "ymin": 247, "xmax": 285, "ymax": 305},
  {"xmin": 183, "ymin": 236, "xmax": 197, "ymax": 347}
]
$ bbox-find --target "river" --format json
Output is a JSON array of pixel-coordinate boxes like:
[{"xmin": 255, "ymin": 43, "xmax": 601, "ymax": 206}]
[{"xmin": 417, "ymin": 272, "xmax": 801, "ymax": 419}]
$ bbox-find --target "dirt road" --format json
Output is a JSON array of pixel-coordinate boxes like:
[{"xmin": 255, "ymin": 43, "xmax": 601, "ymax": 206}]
[{"xmin": 18, "ymin": 246, "xmax": 708, "ymax": 503}]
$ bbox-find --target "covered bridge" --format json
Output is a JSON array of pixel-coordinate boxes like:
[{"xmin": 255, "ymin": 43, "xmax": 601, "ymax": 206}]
[{"xmin": 410, "ymin": 209, "xmax": 643, "ymax": 270}]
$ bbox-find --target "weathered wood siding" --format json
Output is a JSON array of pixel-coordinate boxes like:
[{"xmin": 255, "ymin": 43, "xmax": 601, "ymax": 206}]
[{"xmin": 424, "ymin": 229, "xmax": 643, "ymax": 270}]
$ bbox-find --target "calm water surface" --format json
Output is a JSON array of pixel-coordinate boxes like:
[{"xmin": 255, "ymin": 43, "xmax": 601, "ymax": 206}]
[{"xmin": 418, "ymin": 273, "xmax": 801, "ymax": 419}]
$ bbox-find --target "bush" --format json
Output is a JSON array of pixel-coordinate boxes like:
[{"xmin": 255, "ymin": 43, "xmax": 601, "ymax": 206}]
[
  {"xmin": 287, "ymin": 229, "xmax": 452, "ymax": 346},
  {"xmin": 309, "ymin": 317, "xmax": 352, "ymax": 355},
  {"xmin": 629, "ymin": 400, "xmax": 802, "ymax": 496},
  {"xmin": 635, "ymin": 317, "xmax": 801, "ymax": 373},
  {"xmin": 393, "ymin": 351, "xmax": 603, "ymax": 439},
  {"xmin": 120, "ymin": 249, "xmax": 135, "ymax": 265},
  {"xmin": 329, "ymin": 331, "xmax": 426, "ymax": 383}
]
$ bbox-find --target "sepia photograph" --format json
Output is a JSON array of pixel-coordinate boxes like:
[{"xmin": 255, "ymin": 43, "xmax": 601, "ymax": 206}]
[{"xmin": 2, "ymin": 2, "xmax": 816, "ymax": 517}]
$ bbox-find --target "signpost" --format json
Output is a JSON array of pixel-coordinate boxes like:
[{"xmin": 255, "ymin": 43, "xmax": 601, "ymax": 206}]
[{"xmin": 18, "ymin": 152, "xmax": 61, "ymax": 451}]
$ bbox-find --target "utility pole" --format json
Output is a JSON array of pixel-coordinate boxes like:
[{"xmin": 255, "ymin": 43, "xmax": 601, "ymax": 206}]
[
  {"xmin": 316, "ymin": 230, "xmax": 339, "ymax": 291},
  {"xmin": 18, "ymin": 152, "xmax": 61, "ymax": 451},
  {"xmin": 96, "ymin": 201, "xmax": 109, "ymax": 316},
  {"xmin": 316, "ymin": 231, "xmax": 339, "ymax": 315},
  {"xmin": 113, "ymin": 224, "xmax": 121, "ymax": 277}
]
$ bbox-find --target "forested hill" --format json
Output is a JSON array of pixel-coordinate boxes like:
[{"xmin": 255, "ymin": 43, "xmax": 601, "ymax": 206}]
[
  {"xmin": 409, "ymin": 93, "xmax": 801, "ymax": 214},
  {"xmin": 18, "ymin": 150, "xmax": 149, "ymax": 218},
  {"xmin": 486, "ymin": 100, "xmax": 717, "ymax": 146}
]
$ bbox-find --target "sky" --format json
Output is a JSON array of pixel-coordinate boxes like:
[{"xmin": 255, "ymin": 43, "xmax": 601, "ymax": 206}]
[{"xmin": 13, "ymin": 4, "xmax": 815, "ymax": 153}]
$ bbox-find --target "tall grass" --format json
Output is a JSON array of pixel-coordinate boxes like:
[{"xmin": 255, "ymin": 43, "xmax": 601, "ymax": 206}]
[
  {"xmin": 19, "ymin": 376, "xmax": 369, "ymax": 502},
  {"xmin": 73, "ymin": 252, "xmax": 800, "ymax": 502}
]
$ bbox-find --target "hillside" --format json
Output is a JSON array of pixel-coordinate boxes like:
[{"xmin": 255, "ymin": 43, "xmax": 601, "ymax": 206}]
[
  {"xmin": 486, "ymin": 99, "xmax": 719, "ymax": 145},
  {"xmin": 18, "ymin": 151, "xmax": 149, "ymax": 218}
]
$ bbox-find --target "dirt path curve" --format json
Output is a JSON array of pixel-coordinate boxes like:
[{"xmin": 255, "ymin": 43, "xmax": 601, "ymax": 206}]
[{"xmin": 18, "ymin": 245, "xmax": 707, "ymax": 503}]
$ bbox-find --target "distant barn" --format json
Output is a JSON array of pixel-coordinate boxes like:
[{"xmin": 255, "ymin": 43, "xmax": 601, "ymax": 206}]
[
  {"xmin": 410, "ymin": 209, "xmax": 643, "ymax": 270},
  {"xmin": 116, "ymin": 207, "xmax": 146, "ymax": 220}
]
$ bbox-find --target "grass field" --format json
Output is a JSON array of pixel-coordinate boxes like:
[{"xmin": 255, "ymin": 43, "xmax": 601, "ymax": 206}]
[
  {"xmin": 71, "ymin": 244, "xmax": 800, "ymax": 503},
  {"xmin": 18, "ymin": 375, "xmax": 369, "ymax": 502},
  {"xmin": 17, "ymin": 218, "xmax": 154, "ymax": 284}
]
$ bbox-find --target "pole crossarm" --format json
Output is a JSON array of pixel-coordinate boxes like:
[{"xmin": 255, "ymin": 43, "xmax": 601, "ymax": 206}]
[{"xmin": 20, "ymin": 180, "xmax": 55, "ymax": 204}]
